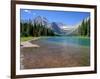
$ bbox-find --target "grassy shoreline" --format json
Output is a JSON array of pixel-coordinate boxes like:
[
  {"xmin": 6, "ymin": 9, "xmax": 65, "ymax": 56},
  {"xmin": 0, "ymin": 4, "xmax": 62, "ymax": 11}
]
[{"xmin": 21, "ymin": 36, "xmax": 41, "ymax": 42}]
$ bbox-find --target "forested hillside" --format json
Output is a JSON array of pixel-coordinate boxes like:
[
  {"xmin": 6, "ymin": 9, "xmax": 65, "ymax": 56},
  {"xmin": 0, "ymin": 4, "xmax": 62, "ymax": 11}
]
[
  {"xmin": 78, "ymin": 19, "xmax": 90, "ymax": 36},
  {"xmin": 20, "ymin": 16, "xmax": 90, "ymax": 37},
  {"xmin": 20, "ymin": 21, "xmax": 56, "ymax": 37}
]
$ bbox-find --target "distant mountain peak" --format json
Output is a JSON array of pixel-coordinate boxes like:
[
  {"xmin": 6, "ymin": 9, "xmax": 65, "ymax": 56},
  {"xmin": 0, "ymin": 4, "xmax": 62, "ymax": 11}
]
[
  {"xmin": 51, "ymin": 22, "xmax": 63, "ymax": 34},
  {"xmin": 34, "ymin": 16, "xmax": 48, "ymax": 21},
  {"xmin": 33, "ymin": 16, "xmax": 49, "ymax": 26}
]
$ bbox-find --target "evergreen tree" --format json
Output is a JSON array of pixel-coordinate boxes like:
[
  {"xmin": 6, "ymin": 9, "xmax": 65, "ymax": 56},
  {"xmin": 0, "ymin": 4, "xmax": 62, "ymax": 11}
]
[{"xmin": 78, "ymin": 19, "xmax": 90, "ymax": 37}]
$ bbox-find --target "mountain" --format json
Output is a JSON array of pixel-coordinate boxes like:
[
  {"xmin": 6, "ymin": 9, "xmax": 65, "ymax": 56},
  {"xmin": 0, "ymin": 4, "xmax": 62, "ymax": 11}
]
[
  {"xmin": 21, "ymin": 16, "xmax": 90, "ymax": 36},
  {"xmin": 33, "ymin": 16, "xmax": 64, "ymax": 35},
  {"xmin": 54, "ymin": 22, "xmax": 66, "ymax": 29},
  {"xmin": 51, "ymin": 22, "xmax": 64, "ymax": 34},
  {"xmin": 33, "ymin": 16, "xmax": 50, "ymax": 28},
  {"xmin": 64, "ymin": 17, "xmax": 90, "ymax": 36}
]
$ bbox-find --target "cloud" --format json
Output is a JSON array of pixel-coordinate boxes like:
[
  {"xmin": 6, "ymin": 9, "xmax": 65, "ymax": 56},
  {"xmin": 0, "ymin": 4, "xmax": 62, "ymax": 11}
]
[{"xmin": 24, "ymin": 10, "xmax": 31, "ymax": 13}]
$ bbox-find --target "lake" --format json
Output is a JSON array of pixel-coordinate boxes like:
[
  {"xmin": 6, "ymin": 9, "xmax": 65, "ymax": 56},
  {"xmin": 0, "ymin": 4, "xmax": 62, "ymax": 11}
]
[
  {"xmin": 38, "ymin": 36, "xmax": 90, "ymax": 47},
  {"xmin": 21, "ymin": 36, "xmax": 90, "ymax": 69}
]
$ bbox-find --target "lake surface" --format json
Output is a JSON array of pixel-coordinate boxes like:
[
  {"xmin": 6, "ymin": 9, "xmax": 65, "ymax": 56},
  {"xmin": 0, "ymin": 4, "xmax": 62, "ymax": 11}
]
[
  {"xmin": 21, "ymin": 36, "xmax": 90, "ymax": 69},
  {"xmin": 40, "ymin": 36, "xmax": 90, "ymax": 47}
]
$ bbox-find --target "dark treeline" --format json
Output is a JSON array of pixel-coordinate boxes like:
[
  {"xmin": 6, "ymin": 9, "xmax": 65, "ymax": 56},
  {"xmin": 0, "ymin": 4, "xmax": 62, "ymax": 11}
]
[
  {"xmin": 78, "ymin": 19, "xmax": 90, "ymax": 37},
  {"xmin": 20, "ymin": 18, "xmax": 90, "ymax": 37},
  {"xmin": 20, "ymin": 21, "xmax": 55, "ymax": 37}
]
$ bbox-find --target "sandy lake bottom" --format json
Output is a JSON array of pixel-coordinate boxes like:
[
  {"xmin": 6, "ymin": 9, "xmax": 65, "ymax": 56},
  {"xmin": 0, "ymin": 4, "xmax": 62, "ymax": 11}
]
[{"xmin": 20, "ymin": 37, "xmax": 90, "ymax": 69}]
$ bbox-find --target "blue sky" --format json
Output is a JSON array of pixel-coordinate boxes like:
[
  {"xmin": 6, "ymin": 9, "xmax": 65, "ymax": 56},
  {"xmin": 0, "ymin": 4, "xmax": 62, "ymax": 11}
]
[{"xmin": 20, "ymin": 9, "xmax": 90, "ymax": 26}]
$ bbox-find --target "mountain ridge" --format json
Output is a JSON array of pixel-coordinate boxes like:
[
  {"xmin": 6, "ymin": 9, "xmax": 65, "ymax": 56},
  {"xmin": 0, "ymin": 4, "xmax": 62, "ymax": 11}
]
[{"xmin": 21, "ymin": 16, "xmax": 90, "ymax": 36}]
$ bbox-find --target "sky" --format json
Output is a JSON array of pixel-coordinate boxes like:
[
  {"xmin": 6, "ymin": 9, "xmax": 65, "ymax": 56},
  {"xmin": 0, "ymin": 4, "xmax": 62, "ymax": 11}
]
[{"xmin": 20, "ymin": 9, "xmax": 90, "ymax": 26}]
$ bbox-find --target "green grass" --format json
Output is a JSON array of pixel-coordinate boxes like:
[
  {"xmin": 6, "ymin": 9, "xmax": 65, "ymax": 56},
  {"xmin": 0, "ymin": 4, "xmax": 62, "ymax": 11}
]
[
  {"xmin": 21, "ymin": 36, "xmax": 42, "ymax": 42},
  {"xmin": 21, "ymin": 36, "xmax": 34, "ymax": 42}
]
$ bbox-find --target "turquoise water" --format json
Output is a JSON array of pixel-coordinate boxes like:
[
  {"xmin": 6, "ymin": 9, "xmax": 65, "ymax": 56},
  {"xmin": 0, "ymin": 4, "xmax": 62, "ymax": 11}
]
[{"xmin": 41, "ymin": 36, "xmax": 90, "ymax": 47}]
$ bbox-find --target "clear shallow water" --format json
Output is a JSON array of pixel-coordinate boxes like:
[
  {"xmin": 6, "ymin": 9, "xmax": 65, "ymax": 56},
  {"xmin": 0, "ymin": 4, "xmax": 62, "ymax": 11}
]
[
  {"xmin": 40, "ymin": 36, "xmax": 90, "ymax": 47},
  {"xmin": 21, "ymin": 36, "xmax": 90, "ymax": 69}
]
